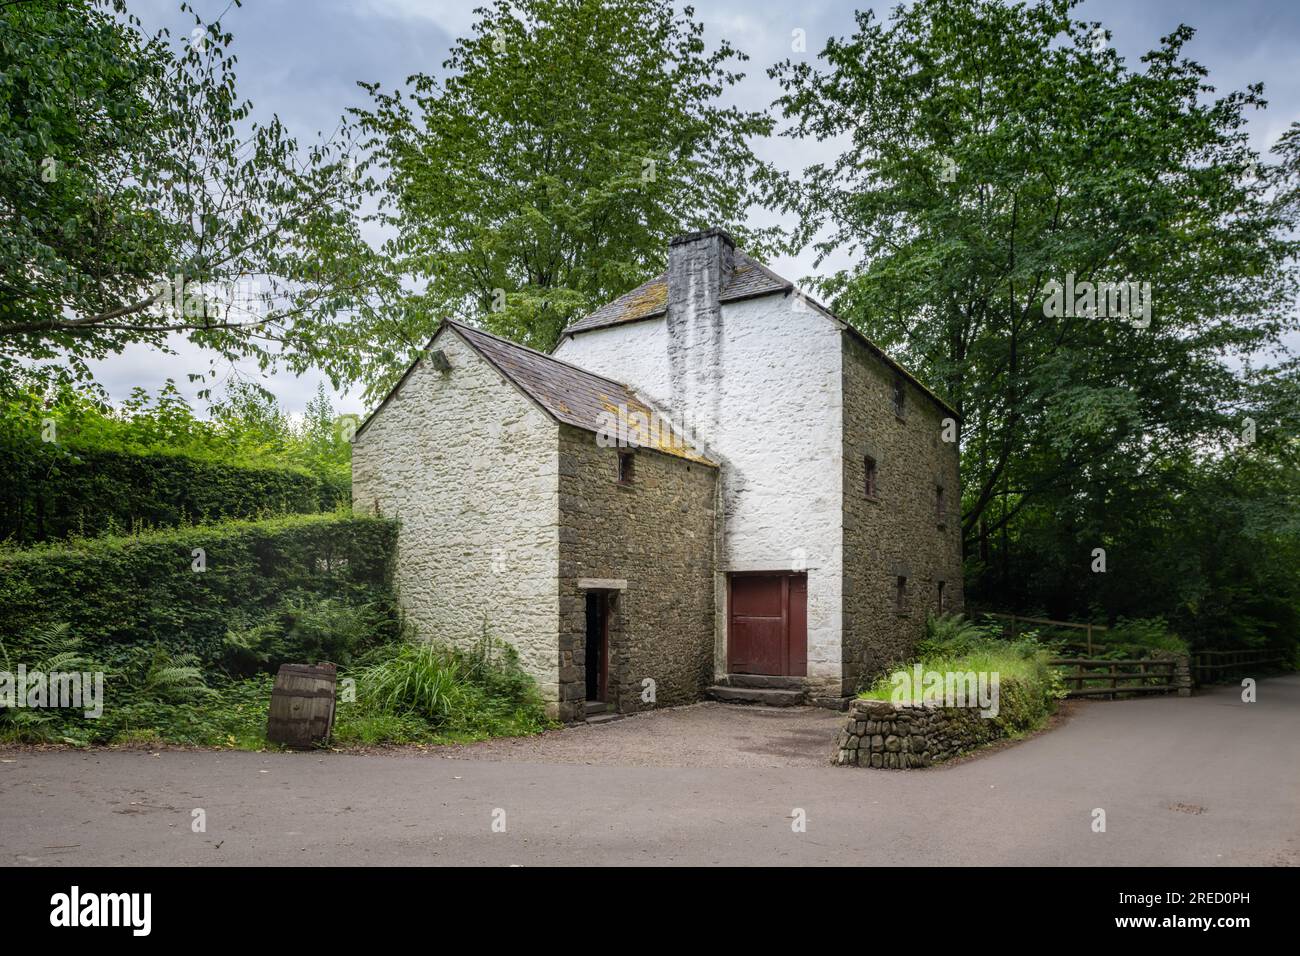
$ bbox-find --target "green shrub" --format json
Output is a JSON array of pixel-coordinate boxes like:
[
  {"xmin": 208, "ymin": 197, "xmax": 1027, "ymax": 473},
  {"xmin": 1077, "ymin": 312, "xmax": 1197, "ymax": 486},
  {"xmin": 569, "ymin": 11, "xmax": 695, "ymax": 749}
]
[
  {"xmin": 0, "ymin": 514, "xmax": 399, "ymax": 668},
  {"xmin": 353, "ymin": 641, "xmax": 464, "ymax": 720},
  {"xmin": 0, "ymin": 622, "xmax": 103, "ymax": 744},
  {"xmin": 0, "ymin": 517, "xmax": 552, "ymax": 749},
  {"xmin": 1102, "ymin": 617, "xmax": 1189, "ymax": 655},
  {"xmin": 221, "ymin": 595, "xmax": 388, "ymax": 675},
  {"xmin": 0, "ymin": 442, "xmax": 347, "ymax": 545},
  {"xmin": 0, "ymin": 629, "xmax": 226, "ymax": 746},
  {"xmin": 860, "ymin": 613, "xmax": 1065, "ymax": 745},
  {"xmin": 917, "ymin": 612, "xmax": 1005, "ymax": 657},
  {"xmin": 337, "ymin": 633, "xmax": 550, "ymax": 742}
]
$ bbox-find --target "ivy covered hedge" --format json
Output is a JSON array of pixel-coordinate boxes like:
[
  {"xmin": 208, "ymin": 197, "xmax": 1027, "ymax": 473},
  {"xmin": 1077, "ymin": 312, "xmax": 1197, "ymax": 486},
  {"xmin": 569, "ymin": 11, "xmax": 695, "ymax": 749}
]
[
  {"xmin": 0, "ymin": 443, "xmax": 349, "ymax": 544},
  {"xmin": 0, "ymin": 513, "xmax": 398, "ymax": 668}
]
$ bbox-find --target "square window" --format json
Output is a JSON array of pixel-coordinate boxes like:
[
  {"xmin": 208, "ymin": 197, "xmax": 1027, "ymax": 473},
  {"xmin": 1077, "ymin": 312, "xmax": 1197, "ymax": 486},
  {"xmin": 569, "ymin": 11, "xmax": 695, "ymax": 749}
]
[
  {"xmin": 617, "ymin": 452, "xmax": 635, "ymax": 485},
  {"xmin": 864, "ymin": 456, "xmax": 878, "ymax": 499}
]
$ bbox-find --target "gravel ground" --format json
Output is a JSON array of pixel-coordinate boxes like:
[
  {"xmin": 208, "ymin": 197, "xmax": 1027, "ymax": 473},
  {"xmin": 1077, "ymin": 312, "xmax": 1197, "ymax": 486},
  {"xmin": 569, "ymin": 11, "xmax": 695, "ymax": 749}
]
[{"xmin": 429, "ymin": 702, "xmax": 846, "ymax": 767}]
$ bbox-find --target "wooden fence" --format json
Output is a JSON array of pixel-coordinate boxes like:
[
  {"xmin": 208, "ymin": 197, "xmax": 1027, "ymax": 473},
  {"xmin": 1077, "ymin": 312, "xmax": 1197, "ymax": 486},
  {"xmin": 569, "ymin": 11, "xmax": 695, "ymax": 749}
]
[
  {"xmin": 1047, "ymin": 657, "xmax": 1186, "ymax": 698},
  {"xmin": 974, "ymin": 609, "xmax": 1290, "ymax": 696},
  {"xmin": 979, "ymin": 611, "xmax": 1107, "ymax": 654},
  {"xmin": 1191, "ymin": 649, "xmax": 1290, "ymax": 685},
  {"xmin": 979, "ymin": 610, "xmax": 1186, "ymax": 698}
]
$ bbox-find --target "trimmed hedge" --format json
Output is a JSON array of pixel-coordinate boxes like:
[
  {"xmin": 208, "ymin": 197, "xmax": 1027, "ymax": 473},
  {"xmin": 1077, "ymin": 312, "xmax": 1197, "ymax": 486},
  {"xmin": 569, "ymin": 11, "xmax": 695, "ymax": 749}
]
[
  {"xmin": 0, "ymin": 443, "xmax": 349, "ymax": 545},
  {"xmin": 0, "ymin": 513, "xmax": 398, "ymax": 667}
]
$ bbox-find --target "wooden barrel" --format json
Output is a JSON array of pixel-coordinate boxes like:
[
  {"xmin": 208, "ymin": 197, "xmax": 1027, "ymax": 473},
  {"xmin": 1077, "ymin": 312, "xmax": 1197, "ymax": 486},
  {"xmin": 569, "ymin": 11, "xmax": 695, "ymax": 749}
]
[{"xmin": 266, "ymin": 663, "xmax": 337, "ymax": 748}]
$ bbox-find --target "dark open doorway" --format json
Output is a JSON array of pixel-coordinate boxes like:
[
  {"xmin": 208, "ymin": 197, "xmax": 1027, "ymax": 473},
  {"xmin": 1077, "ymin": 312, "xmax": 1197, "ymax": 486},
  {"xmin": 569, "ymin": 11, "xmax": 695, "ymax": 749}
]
[{"xmin": 584, "ymin": 591, "xmax": 609, "ymax": 702}]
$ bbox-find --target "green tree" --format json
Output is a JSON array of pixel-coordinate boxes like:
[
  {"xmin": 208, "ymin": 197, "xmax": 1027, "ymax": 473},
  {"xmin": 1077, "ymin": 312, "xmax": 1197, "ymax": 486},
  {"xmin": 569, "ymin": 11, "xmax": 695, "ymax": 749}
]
[
  {"xmin": 0, "ymin": 1, "xmax": 389, "ymax": 394},
  {"xmin": 353, "ymin": 0, "xmax": 773, "ymax": 360},
  {"xmin": 769, "ymin": 0, "xmax": 1299, "ymax": 577}
]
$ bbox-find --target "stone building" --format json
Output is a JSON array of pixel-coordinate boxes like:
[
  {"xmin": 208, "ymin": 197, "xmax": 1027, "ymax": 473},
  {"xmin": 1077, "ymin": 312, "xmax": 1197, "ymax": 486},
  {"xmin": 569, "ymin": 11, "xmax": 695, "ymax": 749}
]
[{"xmin": 352, "ymin": 228, "xmax": 963, "ymax": 720}]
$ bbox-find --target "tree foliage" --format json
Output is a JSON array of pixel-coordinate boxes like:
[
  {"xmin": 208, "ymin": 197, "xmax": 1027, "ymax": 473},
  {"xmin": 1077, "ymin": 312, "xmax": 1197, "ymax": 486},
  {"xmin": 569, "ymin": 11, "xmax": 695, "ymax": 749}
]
[
  {"xmin": 354, "ymin": 0, "xmax": 774, "ymax": 361},
  {"xmin": 769, "ymin": 0, "xmax": 1300, "ymax": 647},
  {"xmin": 0, "ymin": 0, "xmax": 389, "ymax": 393}
]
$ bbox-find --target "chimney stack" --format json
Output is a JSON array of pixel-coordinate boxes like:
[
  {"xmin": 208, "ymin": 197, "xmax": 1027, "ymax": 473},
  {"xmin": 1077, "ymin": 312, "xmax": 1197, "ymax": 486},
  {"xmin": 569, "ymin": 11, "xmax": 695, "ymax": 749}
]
[{"xmin": 666, "ymin": 228, "xmax": 735, "ymax": 431}]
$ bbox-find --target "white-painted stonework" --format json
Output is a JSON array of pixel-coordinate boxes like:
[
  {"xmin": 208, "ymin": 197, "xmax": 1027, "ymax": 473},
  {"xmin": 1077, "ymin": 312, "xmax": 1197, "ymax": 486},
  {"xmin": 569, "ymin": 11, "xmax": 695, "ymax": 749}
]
[
  {"xmin": 555, "ymin": 292, "xmax": 846, "ymax": 697},
  {"xmin": 351, "ymin": 329, "xmax": 562, "ymax": 701}
]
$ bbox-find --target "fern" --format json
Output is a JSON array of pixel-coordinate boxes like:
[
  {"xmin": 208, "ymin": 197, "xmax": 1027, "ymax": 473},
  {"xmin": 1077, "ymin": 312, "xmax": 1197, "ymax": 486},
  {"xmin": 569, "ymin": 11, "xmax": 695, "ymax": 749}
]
[{"xmin": 142, "ymin": 647, "xmax": 214, "ymax": 700}]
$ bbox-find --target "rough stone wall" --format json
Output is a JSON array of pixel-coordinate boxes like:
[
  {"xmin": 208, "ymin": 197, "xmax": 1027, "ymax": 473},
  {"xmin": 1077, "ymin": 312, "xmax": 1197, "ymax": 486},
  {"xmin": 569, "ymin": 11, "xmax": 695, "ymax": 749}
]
[
  {"xmin": 841, "ymin": 335, "xmax": 964, "ymax": 692},
  {"xmin": 834, "ymin": 698, "xmax": 994, "ymax": 768},
  {"xmin": 557, "ymin": 425, "xmax": 717, "ymax": 720},
  {"xmin": 555, "ymin": 293, "xmax": 845, "ymax": 698},
  {"xmin": 351, "ymin": 329, "xmax": 563, "ymax": 707}
]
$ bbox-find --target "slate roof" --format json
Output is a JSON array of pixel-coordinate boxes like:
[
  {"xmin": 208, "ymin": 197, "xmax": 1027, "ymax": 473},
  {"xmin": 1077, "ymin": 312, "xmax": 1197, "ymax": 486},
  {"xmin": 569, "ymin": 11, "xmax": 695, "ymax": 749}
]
[
  {"xmin": 448, "ymin": 322, "xmax": 714, "ymax": 464},
  {"xmin": 562, "ymin": 249, "xmax": 791, "ymax": 336}
]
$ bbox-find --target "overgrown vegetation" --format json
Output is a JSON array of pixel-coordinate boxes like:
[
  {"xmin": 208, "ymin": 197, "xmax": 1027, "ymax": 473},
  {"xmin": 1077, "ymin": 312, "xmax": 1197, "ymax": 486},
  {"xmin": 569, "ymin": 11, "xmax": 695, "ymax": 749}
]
[
  {"xmin": 0, "ymin": 623, "xmax": 550, "ymax": 748},
  {"xmin": 0, "ymin": 373, "xmax": 553, "ymax": 750},
  {"xmin": 769, "ymin": 0, "xmax": 1300, "ymax": 657},
  {"xmin": 334, "ymin": 635, "xmax": 550, "ymax": 745},
  {"xmin": 0, "ymin": 513, "xmax": 398, "ymax": 667},
  {"xmin": 859, "ymin": 613, "xmax": 1066, "ymax": 741},
  {"xmin": 0, "ymin": 380, "xmax": 354, "ymax": 544}
]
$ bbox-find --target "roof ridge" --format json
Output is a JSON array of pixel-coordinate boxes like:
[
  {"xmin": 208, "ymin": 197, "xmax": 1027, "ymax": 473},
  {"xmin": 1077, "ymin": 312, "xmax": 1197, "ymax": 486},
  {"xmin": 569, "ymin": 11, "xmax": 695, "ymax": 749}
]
[{"xmin": 446, "ymin": 319, "xmax": 633, "ymax": 389}]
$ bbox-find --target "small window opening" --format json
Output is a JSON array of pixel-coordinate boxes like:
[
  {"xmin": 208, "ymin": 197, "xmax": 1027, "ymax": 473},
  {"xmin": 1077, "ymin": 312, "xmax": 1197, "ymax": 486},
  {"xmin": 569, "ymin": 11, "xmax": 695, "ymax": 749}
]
[
  {"xmin": 617, "ymin": 452, "xmax": 635, "ymax": 484},
  {"xmin": 936, "ymin": 484, "xmax": 946, "ymax": 525},
  {"xmin": 864, "ymin": 456, "xmax": 878, "ymax": 499},
  {"xmin": 895, "ymin": 575, "xmax": 908, "ymax": 614},
  {"xmin": 892, "ymin": 378, "xmax": 906, "ymax": 418},
  {"xmin": 937, "ymin": 580, "xmax": 946, "ymax": 613}
]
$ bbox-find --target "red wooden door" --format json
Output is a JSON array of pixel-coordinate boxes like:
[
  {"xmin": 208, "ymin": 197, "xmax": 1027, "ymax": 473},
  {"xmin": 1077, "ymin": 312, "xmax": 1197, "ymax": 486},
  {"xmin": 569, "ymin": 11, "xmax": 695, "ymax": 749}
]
[{"xmin": 727, "ymin": 573, "xmax": 808, "ymax": 676}]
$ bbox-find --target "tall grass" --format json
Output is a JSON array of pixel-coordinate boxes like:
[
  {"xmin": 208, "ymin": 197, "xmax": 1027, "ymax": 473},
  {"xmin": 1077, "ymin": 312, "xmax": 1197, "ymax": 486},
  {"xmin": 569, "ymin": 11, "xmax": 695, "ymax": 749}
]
[
  {"xmin": 353, "ymin": 641, "xmax": 463, "ymax": 720},
  {"xmin": 857, "ymin": 612, "xmax": 1066, "ymax": 739},
  {"xmin": 334, "ymin": 633, "xmax": 551, "ymax": 744}
]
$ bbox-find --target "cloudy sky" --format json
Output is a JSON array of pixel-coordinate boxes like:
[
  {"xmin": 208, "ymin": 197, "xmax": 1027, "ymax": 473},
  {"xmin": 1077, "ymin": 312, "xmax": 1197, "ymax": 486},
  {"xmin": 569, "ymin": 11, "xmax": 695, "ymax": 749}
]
[{"xmin": 96, "ymin": 0, "xmax": 1300, "ymax": 417}]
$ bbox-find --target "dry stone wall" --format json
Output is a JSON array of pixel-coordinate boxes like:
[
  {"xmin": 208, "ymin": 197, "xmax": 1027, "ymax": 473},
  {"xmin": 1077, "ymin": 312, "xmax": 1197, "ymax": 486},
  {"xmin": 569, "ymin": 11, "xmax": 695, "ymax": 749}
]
[{"xmin": 834, "ymin": 698, "xmax": 999, "ymax": 768}]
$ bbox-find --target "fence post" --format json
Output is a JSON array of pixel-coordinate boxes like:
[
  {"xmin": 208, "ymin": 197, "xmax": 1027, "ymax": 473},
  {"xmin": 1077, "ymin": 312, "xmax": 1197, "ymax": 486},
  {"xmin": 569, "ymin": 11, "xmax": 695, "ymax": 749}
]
[{"xmin": 1175, "ymin": 654, "xmax": 1192, "ymax": 697}]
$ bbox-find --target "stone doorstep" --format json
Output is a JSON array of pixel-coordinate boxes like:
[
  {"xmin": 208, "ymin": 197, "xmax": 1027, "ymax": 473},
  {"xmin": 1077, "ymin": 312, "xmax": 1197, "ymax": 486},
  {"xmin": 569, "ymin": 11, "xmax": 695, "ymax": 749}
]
[
  {"xmin": 584, "ymin": 712, "xmax": 624, "ymax": 726},
  {"xmin": 706, "ymin": 685, "xmax": 805, "ymax": 707},
  {"xmin": 718, "ymin": 673, "xmax": 805, "ymax": 691}
]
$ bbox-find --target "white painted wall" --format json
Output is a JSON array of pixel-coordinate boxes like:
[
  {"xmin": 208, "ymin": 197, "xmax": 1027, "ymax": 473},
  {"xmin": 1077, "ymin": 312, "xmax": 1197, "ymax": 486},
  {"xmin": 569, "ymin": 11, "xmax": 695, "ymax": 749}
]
[
  {"xmin": 352, "ymin": 330, "xmax": 562, "ymax": 705},
  {"xmin": 555, "ymin": 293, "xmax": 845, "ymax": 695}
]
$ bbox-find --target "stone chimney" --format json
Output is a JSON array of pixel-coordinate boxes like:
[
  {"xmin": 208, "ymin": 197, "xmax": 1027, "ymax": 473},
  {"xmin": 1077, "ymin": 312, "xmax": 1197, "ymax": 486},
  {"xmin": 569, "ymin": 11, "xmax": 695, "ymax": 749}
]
[{"xmin": 666, "ymin": 228, "xmax": 735, "ymax": 436}]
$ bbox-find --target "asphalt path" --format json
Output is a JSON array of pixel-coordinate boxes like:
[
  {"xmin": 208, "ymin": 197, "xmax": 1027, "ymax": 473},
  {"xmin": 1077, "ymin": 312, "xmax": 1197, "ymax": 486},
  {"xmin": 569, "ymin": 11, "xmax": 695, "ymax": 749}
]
[{"xmin": 2, "ymin": 676, "xmax": 1296, "ymax": 866}]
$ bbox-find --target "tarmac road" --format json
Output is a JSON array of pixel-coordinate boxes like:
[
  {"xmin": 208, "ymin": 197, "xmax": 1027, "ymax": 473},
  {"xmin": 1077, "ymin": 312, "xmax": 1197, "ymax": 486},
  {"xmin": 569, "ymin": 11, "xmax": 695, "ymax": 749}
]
[{"xmin": 2, "ymin": 676, "xmax": 1296, "ymax": 866}]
